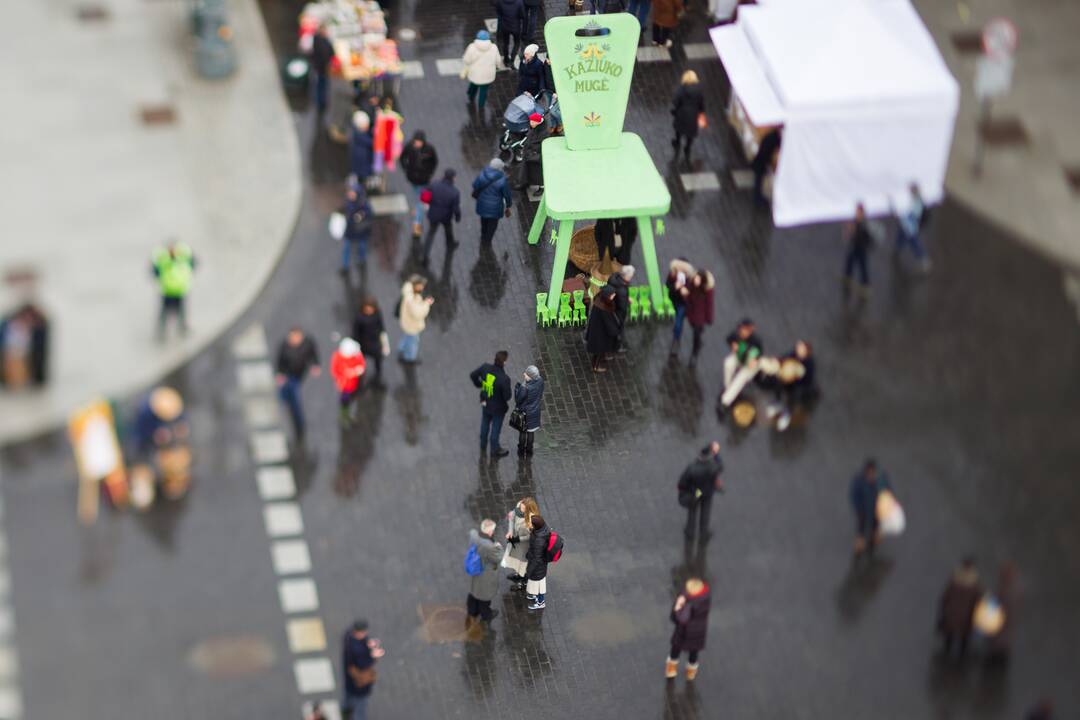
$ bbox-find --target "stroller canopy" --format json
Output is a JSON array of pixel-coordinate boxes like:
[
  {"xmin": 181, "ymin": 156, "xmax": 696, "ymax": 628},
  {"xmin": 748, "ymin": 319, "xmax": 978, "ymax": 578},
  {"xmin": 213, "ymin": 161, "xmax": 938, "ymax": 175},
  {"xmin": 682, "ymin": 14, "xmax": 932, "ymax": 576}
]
[{"xmin": 504, "ymin": 93, "xmax": 538, "ymax": 132}]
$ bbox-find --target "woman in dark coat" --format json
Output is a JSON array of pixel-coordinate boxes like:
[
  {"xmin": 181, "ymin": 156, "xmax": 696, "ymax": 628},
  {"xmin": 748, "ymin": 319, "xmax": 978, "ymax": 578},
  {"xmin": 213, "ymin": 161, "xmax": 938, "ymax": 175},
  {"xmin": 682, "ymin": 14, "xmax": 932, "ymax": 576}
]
[
  {"xmin": 585, "ymin": 291, "xmax": 621, "ymax": 373},
  {"xmin": 683, "ymin": 269, "xmax": 714, "ymax": 368},
  {"xmin": 524, "ymin": 513, "xmax": 552, "ymax": 610},
  {"xmin": 514, "ymin": 365, "xmax": 544, "ymax": 456},
  {"xmin": 666, "ymin": 577, "xmax": 711, "ymax": 680},
  {"xmin": 349, "ymin": 112, "xmax": 374, "ymax": 184},
  {"xmin": 351, "ymin": 297, "xmax": 387, "ymax": 386},
  {"xmin": 670, "ymin": 70, "xmax": 704, "ymax": 162},
  {"xmin": 938, "ymin": 557, "xmax": 982, "ymax": 661}
]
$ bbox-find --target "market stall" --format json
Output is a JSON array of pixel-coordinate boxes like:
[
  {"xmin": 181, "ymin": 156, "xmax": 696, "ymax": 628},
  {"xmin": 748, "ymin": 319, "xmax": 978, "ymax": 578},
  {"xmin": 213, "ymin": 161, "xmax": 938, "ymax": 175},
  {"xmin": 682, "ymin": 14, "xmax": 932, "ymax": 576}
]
[
  {"xmin": 710, "ymin": 0, "xmax": 959, "ymax": 226},
  {"xmin": 299, "ymin": 0, "xmax": 402, "ymax": 93}
]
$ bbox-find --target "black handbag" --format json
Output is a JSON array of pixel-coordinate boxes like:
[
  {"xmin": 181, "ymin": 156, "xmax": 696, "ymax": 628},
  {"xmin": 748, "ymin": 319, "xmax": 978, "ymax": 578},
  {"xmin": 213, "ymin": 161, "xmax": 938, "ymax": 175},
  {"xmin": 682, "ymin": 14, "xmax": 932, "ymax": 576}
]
[{"xmin": 509, "ymin": 407, "xmax": 526, "ymax": 432}]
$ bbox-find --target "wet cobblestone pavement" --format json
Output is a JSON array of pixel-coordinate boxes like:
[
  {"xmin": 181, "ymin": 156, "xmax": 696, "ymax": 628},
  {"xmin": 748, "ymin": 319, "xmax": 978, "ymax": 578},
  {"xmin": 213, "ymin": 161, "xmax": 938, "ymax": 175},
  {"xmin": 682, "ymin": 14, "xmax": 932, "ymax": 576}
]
[{"xmin": 3, "ymin": 0, "xmax": 1080, "ymax": 717}]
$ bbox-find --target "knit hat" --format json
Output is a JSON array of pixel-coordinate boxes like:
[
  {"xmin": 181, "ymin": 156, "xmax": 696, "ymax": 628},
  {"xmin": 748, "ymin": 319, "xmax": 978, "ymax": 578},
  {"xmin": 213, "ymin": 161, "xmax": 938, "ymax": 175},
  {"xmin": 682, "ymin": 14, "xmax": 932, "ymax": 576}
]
[
  {"xmin": 525, "ymin": 365, "xmax": 540, "ymax": 380},
  {"xmin": 523, "ymin": 44, "xmax": 539, "ymax": 58},
  {"xmin": 528, "ymin": 112, "xmax": 543, "ymax": 124},
  {"xmin": 352, "ymin": 110, "xmax": 370, "ymax": 131},
  {"xmin": 476, "ymin": 30, "xmax": 490, "ymax": 41},
  {"xmin": 489, "ymin": 157, "xmax": 505, "ymax": 171},
  {"xmin": 338, "ymin": 338, "xmax": 361, "ymax": 357}
]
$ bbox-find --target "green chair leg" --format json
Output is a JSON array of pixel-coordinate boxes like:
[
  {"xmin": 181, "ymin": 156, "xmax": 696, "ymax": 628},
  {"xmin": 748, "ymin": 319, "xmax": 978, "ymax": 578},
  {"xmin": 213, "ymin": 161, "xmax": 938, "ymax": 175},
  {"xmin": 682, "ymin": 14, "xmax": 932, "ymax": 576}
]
[
  {"xmin": 536, "ymin": 292, "xmax": 549, "ymax": 326},
  {"xmin": 572, "ymin": 289, "xmax": 586, "ymax": 325},
  {"xmin": 639, "ymin": 287, "xmax": 652, "ymax": 319},
  {"xmin": 628, "ymin": 286, "xmax": 640, "ymax": 322}
]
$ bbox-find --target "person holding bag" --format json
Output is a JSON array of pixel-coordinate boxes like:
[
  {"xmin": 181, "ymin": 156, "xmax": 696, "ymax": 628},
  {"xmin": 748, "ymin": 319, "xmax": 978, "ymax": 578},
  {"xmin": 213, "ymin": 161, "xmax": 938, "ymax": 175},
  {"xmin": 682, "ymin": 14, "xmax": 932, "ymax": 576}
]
[
  {"xmin": 503, "ymin": 497, "xmax": 539, "ymax": 590},
  {"xmin": 670, "ymin": 70, "xmax": 704, "ymax": 163},
  {"xmin": 513, "ymin": 365, "xmax": 544, "ymax": 456},
  {"xmin": 473, "ymin": 158, "xmax": 513, "ymax": 245},
  {"xmin": 462, "ymin": 30, "xmax": 500, "ymax": 110},
  {"xmin": 666, "ymin": 577, "xmax": 711, "ymax": 681}
]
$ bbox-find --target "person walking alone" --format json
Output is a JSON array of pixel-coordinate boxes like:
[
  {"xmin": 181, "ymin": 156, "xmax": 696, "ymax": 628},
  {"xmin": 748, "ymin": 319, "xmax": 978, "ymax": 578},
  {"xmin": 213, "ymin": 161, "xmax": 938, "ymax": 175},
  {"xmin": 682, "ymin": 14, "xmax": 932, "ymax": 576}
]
[
  {"xmin": 893, "ymin": 183, "xmax": 930, "ymax": 272},
  {"xmin": 651, "ymin": 0, "xmax": 683, "ymax": 49},
  {"xmin": 504, "ymin": 497, "xmax": 539, "ymax": 589},
  {"xmin": 422, "ymin": 169, "xmax": 461, "ymax": 266},
  {"xmin": 400, "ymin": 131, "xmax": 439, "ymax": 238},
  {"xmin": 524, "ymin": 513, "xmax": 551, "ymax": 609},
  {"xmin": 470, "ymin": 351, "xmax": 513, "ymax": 457},
  {"xmin": 751, "ymin": 128, "xmax": 781, "ymax": 208},
  {"xmin": 330, "ymin": 337, "xmax": 366, "ymax": 426},
  {"xmin": 493, "ymin": 0, "xmax": 526, "ymax": 67},
  {"xmin": 275, "ymin": 328, "xmax": 321, "ymax": 438},
  {"xmin": 151, "ymin": 240, "xmax": 196, "ymax": 340},
  {"xmin": 351, "ymin": 297, "xmax": 388, "ymax": 388},
  {"xmin": 843, "ymin": 202, "xmax": 874, "ymax": 295},
  {"xmin": 310, "ymin": 25, "xmax": 335, "ymax": 115},
  {"xmin": 340, "ymin": 184, "xmax": 372, "ymax": 276},
  {"xmin": 937, "ymin": 556, "xmax": 982, "ymax": 662},
  {"xmin": 677, "ymin": 442, "xmax": 724, "ymax": 542},
  {"xmin": 462, "ymin": 31, "xmax": 500, "ymax": 110},
  {"xmin": 349, "ymin": 111, "xmax": 374, "ymax": 188},
  {"xmin": 665, "ymin": 577, "xmax": 711, "ymax": 680},
  {"xmin": 397, "ymin": 275, "xmax": 433, "ymax": 364},
  {"xmin": 473, "ymin": 159, "xmax": 513, "ymax": 245},
  {"xmin": 671, "ymin": 70, "xmax": 705, "ymax": 163},
  {"xmin": 341, "ymin": 619, "xmax": 384, "ymax": 720},
  {"xmin": 848, "ymin": 459, "xmax": 891, "ymax": 558},
  {"xmin": 683, "ymin": 269, "xmax": 715, "ymax": 368},
  {"xmin": 513, "ymin": 365, "xmax": 544, "ymax": 456},
  {"xmin": 466, "ymin": 519, "xmax": 504, "ymax": 624}
]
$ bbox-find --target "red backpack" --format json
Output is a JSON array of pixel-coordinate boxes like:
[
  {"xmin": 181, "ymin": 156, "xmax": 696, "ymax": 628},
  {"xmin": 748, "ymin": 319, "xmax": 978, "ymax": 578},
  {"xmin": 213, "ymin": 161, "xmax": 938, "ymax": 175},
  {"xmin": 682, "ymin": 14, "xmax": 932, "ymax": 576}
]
[{"xmin": 545, "ymin": 531, "xmax": 564, "ymax": 563}]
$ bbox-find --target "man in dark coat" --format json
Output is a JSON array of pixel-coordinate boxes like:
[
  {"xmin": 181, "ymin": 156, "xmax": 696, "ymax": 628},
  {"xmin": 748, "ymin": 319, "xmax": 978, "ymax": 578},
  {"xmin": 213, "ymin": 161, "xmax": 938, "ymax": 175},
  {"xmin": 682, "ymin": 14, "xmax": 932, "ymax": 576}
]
[
  {"xmin": 351, "ymin": 297, "xmax": 386, "ymax": 386},
  {"xmin": 341, "ymin": 185, "xmax": 372, "ymax": 275},
  {"xmin": 466, "ymin": 519, "xmax": 503, "ymax": 623},
  {"xmin": 400, "ymin": 131, "xmax": 439, "ymax": 237},
  {"xmin": 341, "ymin": 619, "xmax": 384, "ymax": 720},
  {"xmin": 843, "ymin": 202, "xmax": 874, "ymax": 292},
  {"xmin": 470, "ymin": 350, "xmax": 513, "ymax": 457},
  {"xmin": 937, "ymin": 556, "xmax": 982, "ymax": 661},
  {"xmin": 666, "ymin": 577, "xmax": 711, "ymax": 680},
  {"xmin": 671, "ymin": 72, "xmax": 704, "ymax": 160},
  {"xmin": 275, "ymin": 328, "xmax": 321, "ymax": 438},
  {"xmin": 848, "ymin": 459, "xmax": 891, "ymax": 557},
  {"xmin": 516, "ymin": 45, "xmax": 547, "ymax": 96},
  {"xmin": 422, "ymin": 169, "xmax": 462, "ymax": 265},
  {"xmin": 677, "ymin": 442, "xmax": 724, "ymax": 541},
  {"xmin": 522, "ymin": 0, "xmax": 541, "ymax": 42},
  {"xmin": 493, "ymin": 0, "xmax": 525, "ymax": 66},
  {"xmin": 751, "ymin": 128, "xmax": 781, "ymax": 207},
  {"xmin": 524, "ymin": 514, "xmax": 552, "ymax": 609},
  {"xmin": 473, "ymin": 159, "xmax": 513, "ymax": 244},
  {"xmin": 310, "ymin": 25, "xmax": 336, "ymax": 114}
]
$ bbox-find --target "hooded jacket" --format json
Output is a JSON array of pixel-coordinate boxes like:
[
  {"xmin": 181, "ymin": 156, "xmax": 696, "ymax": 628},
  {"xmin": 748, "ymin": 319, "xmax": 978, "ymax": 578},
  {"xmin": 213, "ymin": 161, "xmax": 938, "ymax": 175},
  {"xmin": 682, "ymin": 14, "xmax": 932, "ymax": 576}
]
[
  {"xmin": 473, "ymin": 167, "xmax": 512, "ymax": 219},
  {"xmin": 401, "ymin": 134, "xmax": 438, "ymax": 186},
  {"xmin": 684, "ymin": 271, "xmax": 715, "ymax": 328},
  {"xmin": 462, "ymin": 39, "xmax": 500, "ymax": 85},
  {"xmin": 398, "ymin": 282, "xmax": 431, "ymax": 335},
  {"xmin": 525, "ymin": 521, "xmax": 552, "ymax": 581},
  {"xmin": 666, "ymin": 259, "xmax": 696, "ymax": 309},
  {"xmin": 670, "ymin": 584, "xmax": 712, "ymax": 652},
  {"xmin": 678, "ymin": 453, "xmax": 724, "ymax": 501},
  {"xmin": 514, "ymin": 376, "xmax": 544, "ymax": 430},
  {"xmin": 672, "ymin": 83, "xmax": 705, "ymax": 138},
  {"xmin": 468, "ymin": 528, "xmax": 503, "ymax": 602},
  {"xmin": 330, "ymin": 344, "xmax": 366, "ymax": 393}
]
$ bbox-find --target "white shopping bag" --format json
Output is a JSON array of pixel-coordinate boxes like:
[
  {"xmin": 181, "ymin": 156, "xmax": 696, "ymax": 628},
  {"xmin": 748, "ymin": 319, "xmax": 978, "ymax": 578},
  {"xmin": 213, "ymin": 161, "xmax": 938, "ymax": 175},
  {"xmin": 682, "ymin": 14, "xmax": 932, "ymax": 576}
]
[{"xmin": 328, "ymin": 211, "xmax": 346, "ymax": 240}]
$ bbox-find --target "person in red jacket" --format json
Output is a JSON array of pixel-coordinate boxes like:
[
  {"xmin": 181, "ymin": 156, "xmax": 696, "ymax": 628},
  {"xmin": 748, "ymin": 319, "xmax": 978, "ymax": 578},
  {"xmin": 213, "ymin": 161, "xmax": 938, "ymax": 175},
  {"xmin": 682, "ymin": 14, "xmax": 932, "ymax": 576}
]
[
  {"xmin": 682, "ymin": 269, "xmax": 715, "ymax": 368},
  {"xmin": 330, "ymin": 337, "xmax": 366, "ymax": 426}
]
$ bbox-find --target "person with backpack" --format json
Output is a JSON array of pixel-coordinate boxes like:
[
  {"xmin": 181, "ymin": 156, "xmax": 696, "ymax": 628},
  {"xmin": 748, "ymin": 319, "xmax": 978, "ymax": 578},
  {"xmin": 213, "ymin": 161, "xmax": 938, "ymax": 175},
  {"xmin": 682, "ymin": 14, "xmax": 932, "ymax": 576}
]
[
  {"xmin": 504, "ymin": 496, "xmax": 539, "ymax": 590},
  {"xmin": 466, "ymin": 519, "xmax": 504, "ymax": 623},
  {"xmin": 525, "ymin": 514, "xmax": 561, "ymax": 610},
  {"xmin": 665, "ymin": 577, "xmax": 712, "ymax": 681},
  {"xmin": 470, "ymin": 350, "xmax": 513, "ymax": 457},
  {"xmin": 677, "ymin": 442, "xmax": 724, "ymax": 542}
]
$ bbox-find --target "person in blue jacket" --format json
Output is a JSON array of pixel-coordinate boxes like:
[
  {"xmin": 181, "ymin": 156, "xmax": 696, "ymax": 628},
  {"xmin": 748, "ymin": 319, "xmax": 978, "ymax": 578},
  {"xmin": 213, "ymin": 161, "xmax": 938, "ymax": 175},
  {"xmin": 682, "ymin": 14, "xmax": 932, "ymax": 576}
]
[
  {"xmin": 341, "ymin": 183, "xmax": 372, "ymax": 275},
  {"xmin": 472, "ymin": 158, "xmax": 513, "ymax": 245},
  {"xmin": 513, "ymin": 365, "xmax": 544, "ymax": 456},
  {"xmin": 849, "ymin": 459, "xmax": 891, "ymax": 558},
  {"xmin": 349, "ymin": 111, "xmax": 374, "ymax": 186},
  {"xmin": 422, "ymin": 168, "xmax": 462, "ymax": 265}
]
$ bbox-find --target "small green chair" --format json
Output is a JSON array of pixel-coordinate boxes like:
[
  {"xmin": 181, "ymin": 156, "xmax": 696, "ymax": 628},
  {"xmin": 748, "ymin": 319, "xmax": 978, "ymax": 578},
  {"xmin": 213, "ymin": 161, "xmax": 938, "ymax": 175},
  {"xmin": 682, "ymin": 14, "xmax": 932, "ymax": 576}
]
[
  {"xmin": 628, "ymin": 286, "xmax": 640, "ymax": 323},
  {"xmin": 536, "ymin": 292, "xmax": 551, "ymax": 326},
  {"xmin": 639, "ymin": 286, "xmax": 652, "ymax": 319},
  {"xmin": 557, "ymin": 292, "xmax": 574, "ymax": 328},
  {"xmin": 662, "ymin": 295, "xmax": 676, "ymax": 319},
  {"xmin": 572, "ymin": 289, "xmax": 587, "ymax": 325}
]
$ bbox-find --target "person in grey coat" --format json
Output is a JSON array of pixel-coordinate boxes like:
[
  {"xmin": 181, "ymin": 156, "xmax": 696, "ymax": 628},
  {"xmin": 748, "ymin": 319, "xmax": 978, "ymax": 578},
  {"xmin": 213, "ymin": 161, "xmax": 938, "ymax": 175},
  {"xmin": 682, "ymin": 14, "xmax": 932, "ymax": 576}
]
[
  {"xmin": 467, "ymin": 519, "xmax": 503, "ymax": 623},
  {"xmin": 504, "ymin": 497, "xmax": 539, "ymax": 589},
  {"xmin": 514, "ymin": 365, "xmax": 544, "ymax": 456}
]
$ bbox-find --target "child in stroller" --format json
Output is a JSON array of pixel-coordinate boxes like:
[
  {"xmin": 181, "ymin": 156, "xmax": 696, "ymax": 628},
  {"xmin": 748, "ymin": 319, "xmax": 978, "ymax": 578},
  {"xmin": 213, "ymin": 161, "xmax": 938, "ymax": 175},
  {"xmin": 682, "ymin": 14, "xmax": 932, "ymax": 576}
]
[{"xmin": 499, "ymin": 91, "xmax": 561, "ymax": 163}]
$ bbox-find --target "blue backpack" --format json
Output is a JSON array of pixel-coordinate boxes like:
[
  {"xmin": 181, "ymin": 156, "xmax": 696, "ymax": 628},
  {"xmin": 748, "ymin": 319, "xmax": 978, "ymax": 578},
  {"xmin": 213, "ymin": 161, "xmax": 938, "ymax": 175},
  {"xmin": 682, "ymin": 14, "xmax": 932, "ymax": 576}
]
[{"xmin": 464, "ymin": 544, "xmax": 483, "ymax": 576}]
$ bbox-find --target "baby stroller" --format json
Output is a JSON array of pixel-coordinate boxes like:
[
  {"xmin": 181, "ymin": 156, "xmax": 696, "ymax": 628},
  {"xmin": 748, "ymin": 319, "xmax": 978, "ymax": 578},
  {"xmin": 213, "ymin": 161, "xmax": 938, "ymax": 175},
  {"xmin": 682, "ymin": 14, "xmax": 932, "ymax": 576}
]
[{"xmin": 499, "ymin": 91, "xmax": 561, "ymax": 163}]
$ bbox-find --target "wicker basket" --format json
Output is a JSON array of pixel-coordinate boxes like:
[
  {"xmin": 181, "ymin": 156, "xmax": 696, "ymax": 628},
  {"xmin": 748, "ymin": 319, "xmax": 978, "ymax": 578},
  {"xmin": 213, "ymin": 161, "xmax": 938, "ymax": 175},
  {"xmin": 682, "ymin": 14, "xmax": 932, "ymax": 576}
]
[{"xmin": 568, "ymin": 225, "xmax": 599, "ymax": 274}]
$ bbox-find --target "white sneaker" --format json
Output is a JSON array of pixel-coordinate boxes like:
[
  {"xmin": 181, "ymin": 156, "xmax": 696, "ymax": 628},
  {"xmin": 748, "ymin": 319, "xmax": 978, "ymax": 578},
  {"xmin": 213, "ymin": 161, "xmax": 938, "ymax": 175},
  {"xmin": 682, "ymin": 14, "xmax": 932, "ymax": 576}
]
[
  {"xmin": 777, "ymin": 412, "xmax": 791, "ymax": 432},
  {"xmin": 664, "ymin": 39, "xmax": 673, "ymax": 48}
]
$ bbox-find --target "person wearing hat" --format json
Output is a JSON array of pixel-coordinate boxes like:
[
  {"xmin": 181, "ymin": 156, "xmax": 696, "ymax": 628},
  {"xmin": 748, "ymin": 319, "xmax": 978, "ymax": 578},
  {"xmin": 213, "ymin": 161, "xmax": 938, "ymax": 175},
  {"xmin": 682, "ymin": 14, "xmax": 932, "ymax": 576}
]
[
  {"xmin": 341, "ymin": 619, "xmax": 384, "ymax": 720},
  {"xmin": 330, "ymin": 337, "xmax": 366, "ymax": 425},
  {"xmin": 719, "ymin": 317, "xmax": 763, "ymax": 411},
  {"xmin": 516, "ymin": 45, "xmax": 547, "ymax": 97},
  {"xmin": 134, "ymin": 386, "xmax": 188, "ymax": 460},
  {"xmin": 462, "ymin": 30, "xmax": 500, "ymax": 110},
  {"xmin": 400, "ymin": 130, "xmax": 439, "ymax": 238},
  {"xmin": 472, "ymin": 159, "xmax": 513, "ymax": 245},
  {"xmin": 513, "ymin": 365, "xmax": 544, "ymax": 456},
  {"xmin": 514, "ymin": 113, "xmax": 548, "ymax": 191},
  {"xmin": 422, "ymin": 168, "xmax": 462, "ymax": 266},
  {"xmin": 676, "ymin": 442, "xmax": 724, "ymax": 542},
  {"xmin": 493, "ymin": 0, "xmax": 526, "ymax": 67},
  {"xmin": 151, "ymin": 240, "xmax": 196, "ymax": 340},
  {"xmin": 666, "ymin": 577, "xmax": 712, "ymax": 681}
]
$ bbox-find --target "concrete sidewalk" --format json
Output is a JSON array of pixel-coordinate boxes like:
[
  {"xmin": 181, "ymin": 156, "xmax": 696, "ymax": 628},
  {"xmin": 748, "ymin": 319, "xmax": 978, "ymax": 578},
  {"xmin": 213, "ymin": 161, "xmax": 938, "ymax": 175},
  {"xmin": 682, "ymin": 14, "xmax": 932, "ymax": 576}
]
[
  {"xmin": 0, "ymin": 0, "xmax": 301, "ymax": 443},
  {"xmin": 912, "ymin": 0, "xmax": 1080, "ymax": 272}
]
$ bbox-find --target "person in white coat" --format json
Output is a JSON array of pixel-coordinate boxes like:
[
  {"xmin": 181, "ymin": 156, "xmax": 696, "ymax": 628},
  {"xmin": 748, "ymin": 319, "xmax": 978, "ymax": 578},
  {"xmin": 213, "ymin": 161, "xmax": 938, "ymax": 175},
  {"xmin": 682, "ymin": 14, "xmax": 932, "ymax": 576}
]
[
  {"xmin": 397, "ymin": 275, "xmax": 433, "ymax": 363},
  {"xmin": 462, "ymin": 30, "xmax": 501, "ymax": 110}
]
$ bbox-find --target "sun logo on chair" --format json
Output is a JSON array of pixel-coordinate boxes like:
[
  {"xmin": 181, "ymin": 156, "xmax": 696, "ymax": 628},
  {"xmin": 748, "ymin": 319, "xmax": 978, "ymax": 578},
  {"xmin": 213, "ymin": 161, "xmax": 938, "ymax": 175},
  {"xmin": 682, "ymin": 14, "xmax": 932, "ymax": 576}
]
[{"xmin": 584, "ymin": 112, "xmax": 601, "ymax": 127}]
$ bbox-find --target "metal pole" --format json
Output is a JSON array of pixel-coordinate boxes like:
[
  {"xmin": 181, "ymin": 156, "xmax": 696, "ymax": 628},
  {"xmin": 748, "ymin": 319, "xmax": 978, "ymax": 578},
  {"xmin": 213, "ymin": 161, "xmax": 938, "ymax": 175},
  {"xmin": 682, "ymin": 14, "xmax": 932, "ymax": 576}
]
[{"xmin": 972, "ymin": 98, "xmax": 990, "ymax": 178}]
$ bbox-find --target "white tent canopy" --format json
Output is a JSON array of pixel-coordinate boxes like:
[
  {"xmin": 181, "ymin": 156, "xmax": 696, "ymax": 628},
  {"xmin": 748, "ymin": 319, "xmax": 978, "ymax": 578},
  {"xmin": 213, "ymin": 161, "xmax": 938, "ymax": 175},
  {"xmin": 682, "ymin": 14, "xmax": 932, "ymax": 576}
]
[{"xmin": 711, "ymin": 0, "xmax": 959, "ymax": 226}]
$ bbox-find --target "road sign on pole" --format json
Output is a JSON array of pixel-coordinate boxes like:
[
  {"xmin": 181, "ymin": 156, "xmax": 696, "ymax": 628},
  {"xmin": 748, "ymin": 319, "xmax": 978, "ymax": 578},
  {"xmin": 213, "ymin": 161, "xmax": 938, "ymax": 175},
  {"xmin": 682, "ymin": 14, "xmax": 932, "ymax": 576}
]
[{"xmin": 972, "ymin": 17, "xmax": 1019, "ymax": 177}]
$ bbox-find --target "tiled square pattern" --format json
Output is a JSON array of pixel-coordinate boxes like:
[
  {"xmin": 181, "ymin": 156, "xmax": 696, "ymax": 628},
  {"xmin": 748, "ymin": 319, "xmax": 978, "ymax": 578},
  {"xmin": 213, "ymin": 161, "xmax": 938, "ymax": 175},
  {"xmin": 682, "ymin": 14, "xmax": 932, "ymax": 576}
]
[
  {"xmin": 286, "ymin": 617, "xmax": 327, "ymax": 653},
  {"xmin": 294, "ymin": 657, "xmax": 335, "ymax": 694},
  {"xmin": 257, "ymin": 466, "xmax": 297, "ymax": 501},
  {"xmin": 263, "ymin": 502, "xmax": 304, "ymax": 537},
  {"xmin": 272, "ymin": 539, "xmax": 312, "ymax": 575},
  {"xmin": 279, "ymin": 578, "xmax": 320, "ymax": 614},
  {"xmin": 251, "ymin": 431, "xmax": 289, "ymax": 464}
]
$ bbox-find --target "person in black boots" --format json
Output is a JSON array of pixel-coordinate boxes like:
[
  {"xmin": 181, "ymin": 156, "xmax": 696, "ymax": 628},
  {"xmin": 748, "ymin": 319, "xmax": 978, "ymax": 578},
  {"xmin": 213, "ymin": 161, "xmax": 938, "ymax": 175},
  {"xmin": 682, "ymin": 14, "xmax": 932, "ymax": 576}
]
[
  {"xmin": 524, "ymin": 514, "xmax": 551, "ymax": 609},
  {"xmin": 351, "ymin": 297, "xmax": 388, "ymax": 388},
  {"xmin": 677, "ymin": 442, "xmax": 724, "ymax": 542},
  {"xmin": 422, "ymin": 169, "xmax": 461, "ymax": 266},
  {"xmin": 470, "ymin": 350, "xmax": 513, "ymax": 458},
  {"xmin": 514, "ymin": 365, "xmax": 544, "ymax": 456},
  {"xmin": 665, "ymin": 577, "xmax": 712, "ymax": 681},
  {"xmin": 603, "ymin": 265, "xmax": 634, "ymax": 352}
]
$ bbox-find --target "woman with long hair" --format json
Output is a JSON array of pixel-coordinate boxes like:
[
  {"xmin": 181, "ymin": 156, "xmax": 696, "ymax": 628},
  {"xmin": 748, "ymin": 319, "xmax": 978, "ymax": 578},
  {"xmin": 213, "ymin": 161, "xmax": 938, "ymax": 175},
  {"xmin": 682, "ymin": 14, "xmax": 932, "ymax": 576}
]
[
  {"xmin": 504, "ymin": 496, "xmax": 540, "ymax": 590},
  {"xmin": 671, "ymin": 70, "xmax": 705, "ymax": 163}
]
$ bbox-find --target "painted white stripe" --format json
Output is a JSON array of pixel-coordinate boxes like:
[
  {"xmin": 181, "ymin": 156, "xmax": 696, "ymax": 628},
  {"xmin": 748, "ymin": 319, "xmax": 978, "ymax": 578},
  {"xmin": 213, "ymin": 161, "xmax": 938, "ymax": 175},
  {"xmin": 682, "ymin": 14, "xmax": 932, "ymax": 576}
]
[
  {"xmin": 400, "ymin": 60, "xmax": 424, "ymax": 79},
  {"xmin": 369, "ymin": 193, "xmax": 409, "ymax": 216},
  {"xmin": 272, "ymin": 539, "xmax": 313, "ymax": 575},
  {"xmin": 0, "ymin": 646, "xmax": 18, "ymax": 681},
  {"xmin": 683, "ymin": 42, "xmax": 718, "ymax": 60},
  {"xmin": 279, "ymin": 578, "xmax": 320, "ymax": 614},
  {"xmin": 302, "ymin": 700, "xmax": 341, "ymax": 720},
  {"xmin": 435, "ymin": 58, "xmax": 463, "ymax": 76},
  {"xmin": 264, "ymin": 502, "xmax": 304, "ymax": 537},
  {"xmin": 680, "ymin": 172, "xmax": 721, "ymax": 192},
  {"xmin": 286, "ymin": 618, "xmax": 327, "ymax": 653},
  {"xmin": 0, "ymin": 608, "xmax": 13, "ymax": 640},
  {"xmin": 231, "ymin": 325, "xmax": 269, "ymax": 360},
  {"xmin": 236, "ymin": 361, "xmax": 276, "ymax": 394},
  {"xmin": 730, "ymin": 169, "xmax": 755, "ymax": 190},
  {"xmin": 484, "ymin": 18, "xmax": 498, "ymax": 33},
  {"xmin": 244, "ymin": 396, "xmax": 280, "ymax": 430},
  {"xmin": 294, "ymin": 657, "xmax": 336, "ymax": 694},
  {"xmin": 251, "ymin": 431, "xmax": 289, "ymax": 464},
  {"xmin": 636, "ymin": 46, "xmax": 671, "ymax": 62},
  {"xmin": 257, "ymin": 466, "xmax": 296, "ymax": 501},
  {"xmin": 0, "ymin": 687, "xmax": 22, "ymax": 719}
]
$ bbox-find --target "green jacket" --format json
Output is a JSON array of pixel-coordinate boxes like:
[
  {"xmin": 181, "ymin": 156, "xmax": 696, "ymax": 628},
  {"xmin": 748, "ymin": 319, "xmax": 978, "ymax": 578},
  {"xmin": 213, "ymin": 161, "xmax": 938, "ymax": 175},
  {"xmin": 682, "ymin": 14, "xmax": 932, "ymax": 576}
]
[{"xmin": 152, "ymin": 245, "xmax": 195, "ymax": 298}]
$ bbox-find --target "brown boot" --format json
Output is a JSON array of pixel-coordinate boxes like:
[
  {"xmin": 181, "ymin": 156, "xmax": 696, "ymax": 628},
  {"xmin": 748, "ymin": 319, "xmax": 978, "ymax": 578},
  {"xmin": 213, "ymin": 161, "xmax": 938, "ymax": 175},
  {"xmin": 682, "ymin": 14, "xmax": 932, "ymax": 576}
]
[
  {"xmin": 412, "ymin": 222, "xmax": 423, "ymax": 238},
  {"xmin": 686, "ymin": 662, "xmax": 699, "ymax": 681},
  {"xmin": 665, "ymin": 657, "xmax": 678, "ymax": 679}
]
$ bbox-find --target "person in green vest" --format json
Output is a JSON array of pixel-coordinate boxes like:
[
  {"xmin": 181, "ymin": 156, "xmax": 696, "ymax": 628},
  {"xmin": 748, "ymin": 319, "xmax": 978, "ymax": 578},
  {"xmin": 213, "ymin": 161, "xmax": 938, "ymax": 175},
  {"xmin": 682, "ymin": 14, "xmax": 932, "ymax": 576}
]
[{"xmin": 151, "ymin": 241, "xmax": 196, "ymax": 339}]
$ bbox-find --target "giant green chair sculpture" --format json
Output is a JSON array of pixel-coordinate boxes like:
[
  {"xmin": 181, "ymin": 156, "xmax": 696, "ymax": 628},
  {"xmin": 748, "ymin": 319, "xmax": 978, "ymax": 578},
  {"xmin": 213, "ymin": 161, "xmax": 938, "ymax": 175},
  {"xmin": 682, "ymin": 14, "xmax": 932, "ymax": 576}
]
[{"xmin": 527, "ymin": 14, "xmax": 672, "ymax": 317}]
